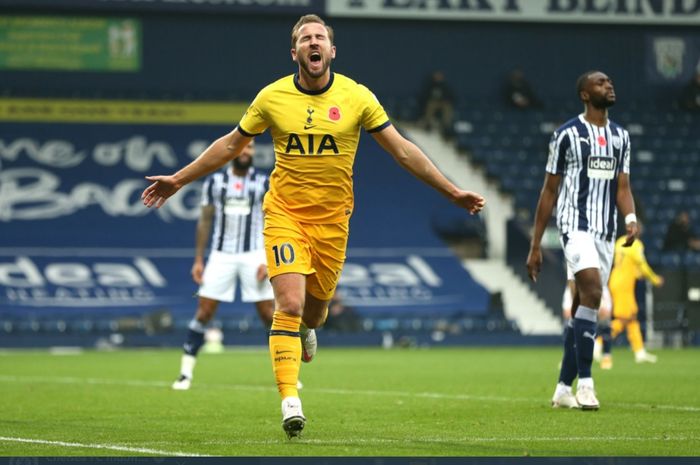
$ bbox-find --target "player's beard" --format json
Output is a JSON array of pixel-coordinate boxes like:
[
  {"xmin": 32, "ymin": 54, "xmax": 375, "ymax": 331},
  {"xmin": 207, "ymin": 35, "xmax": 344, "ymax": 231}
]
[
  {"xmin": 298, "ymin": 55, "xmax": 330, "ymax": 79},
  {"xmin": 233, "ymin": 156, "xmax": 252, "ymax": 170},
  {"xmin": 591, "ymin": 94, "xmax": 615, "ymax": 109}
]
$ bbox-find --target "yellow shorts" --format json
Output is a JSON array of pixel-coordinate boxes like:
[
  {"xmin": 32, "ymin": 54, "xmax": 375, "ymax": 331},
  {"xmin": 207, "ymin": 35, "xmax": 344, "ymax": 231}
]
[{"xmin": 263, "ymin": 210, "xmax": 349, "ymax": 301}]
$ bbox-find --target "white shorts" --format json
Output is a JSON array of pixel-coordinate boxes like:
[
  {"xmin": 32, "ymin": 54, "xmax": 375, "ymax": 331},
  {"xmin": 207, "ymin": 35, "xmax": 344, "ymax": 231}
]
[
  {"xmin": 198, "ymin": 250, "xmax": 274, "ymax": 303},
  {"xmin": 561, "ymin": 230, "xmax": 614, "ymax": 284}
]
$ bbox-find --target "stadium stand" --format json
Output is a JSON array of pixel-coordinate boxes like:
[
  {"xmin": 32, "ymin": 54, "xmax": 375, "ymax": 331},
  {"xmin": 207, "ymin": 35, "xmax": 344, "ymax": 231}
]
[
  {"xmin": 1, "ymin": 7, "xmax": 697, "ymax": 348},
  {"xmin": 450, "ymin": 99, "xmax": 700, "ymax": 345}
]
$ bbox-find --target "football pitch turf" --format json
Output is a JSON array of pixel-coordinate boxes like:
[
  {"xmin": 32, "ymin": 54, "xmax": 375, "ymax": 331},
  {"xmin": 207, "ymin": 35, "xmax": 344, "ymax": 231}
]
[{"xmin": 0, "ymin": 346, "xmax": 698, "ymax": 457}]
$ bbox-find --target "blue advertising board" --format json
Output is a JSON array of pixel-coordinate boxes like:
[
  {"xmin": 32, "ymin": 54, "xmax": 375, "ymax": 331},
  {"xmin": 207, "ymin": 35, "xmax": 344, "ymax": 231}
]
[{"xmin": 0, "ymin": 102, "xmax": 488, "ymax": 320}]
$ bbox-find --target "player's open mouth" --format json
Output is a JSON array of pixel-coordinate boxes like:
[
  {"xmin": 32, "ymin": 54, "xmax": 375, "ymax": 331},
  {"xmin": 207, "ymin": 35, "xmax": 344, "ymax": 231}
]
[{"xmin": 310, "ymin": 52, "xmax": 321, "ymax": 63}]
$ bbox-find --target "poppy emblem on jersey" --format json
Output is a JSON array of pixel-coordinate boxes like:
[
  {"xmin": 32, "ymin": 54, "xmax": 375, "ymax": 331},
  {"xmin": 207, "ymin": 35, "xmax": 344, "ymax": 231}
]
[
  {"xmin": 234, "ymin": 181, "xmax": 243, "ymax": 191},
  {"xmin": 329, "ymin": 106, "xmax": 341, "ymax": 121},
  {"xmin": 597, "ymin": 136, "xmax": 607, "ymax": 147}
]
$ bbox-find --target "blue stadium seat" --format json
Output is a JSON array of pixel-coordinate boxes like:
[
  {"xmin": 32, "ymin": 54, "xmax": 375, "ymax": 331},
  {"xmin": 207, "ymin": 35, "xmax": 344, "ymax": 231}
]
[
  {"xmin": 683, "ymin": 252, "xmax": 700, "ymax": 269},
  {"xmin": 645, "ymin": 249, "xmax": 661, "ymax": 267},
  {"xmin": 440, "ymin": 103, "xmax": 692, "ymax": 278},
  {"xmin": 660, "ymin": 252, "xmax": 683, "ymax": 268}
]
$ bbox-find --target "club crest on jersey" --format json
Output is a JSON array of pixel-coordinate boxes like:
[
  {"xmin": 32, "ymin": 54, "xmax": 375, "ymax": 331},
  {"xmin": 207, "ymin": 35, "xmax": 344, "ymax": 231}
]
[
  {"xmin": 587, "ymin": 156, "xmax": 616, "ymax": 180},
  {"xmin": 329, "ymin": 106, "xmax": 341, "ymax": 121},
  {"xmin": 303, "ymin": 107, "xmax": 316, "ymax": 130},
  {"xmin": 612, "ymin": 135, "xmax": 622, "ymax": 149}
]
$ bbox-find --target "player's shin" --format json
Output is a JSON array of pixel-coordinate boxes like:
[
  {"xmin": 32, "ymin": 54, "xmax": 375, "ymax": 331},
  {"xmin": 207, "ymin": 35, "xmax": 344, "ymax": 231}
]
[
  {"xmin": 573, "ymin": 306, "xmax": 597, "ymax": 379},
  {"xmin": 269, "ymin": 311, "xmax": 302, "ymax": 399},
  {"xmin": 180, "ymin": 318, "xmax": 207, "ymax": 378},
  {"xmin": 627, "ymin": 320, "xmax": 644, "ymax": 353},
  {"xmin": 558, "ymin": 319, "xmax": 578, "ymax": 386}
]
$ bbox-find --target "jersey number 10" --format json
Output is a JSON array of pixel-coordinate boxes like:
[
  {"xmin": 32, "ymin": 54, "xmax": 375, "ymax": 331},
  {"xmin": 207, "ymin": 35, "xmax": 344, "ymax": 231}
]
[{"xmin": 272, "ymin": 243, "xmax": 295, "ymax": 266}]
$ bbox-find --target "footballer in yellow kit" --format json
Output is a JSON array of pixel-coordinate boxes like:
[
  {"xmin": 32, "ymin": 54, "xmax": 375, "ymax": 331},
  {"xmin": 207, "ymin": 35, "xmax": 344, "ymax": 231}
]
[
  {"xmin": 141, "ymin": 14, "xmax": 485, "ymax": 438},
  {"xmin": 238, "ymin": 72, "xmax": 389, "ymax": 300},
  {"xmin": 607, "ymin": 235, "xmax": 664, "ymax": 363}
]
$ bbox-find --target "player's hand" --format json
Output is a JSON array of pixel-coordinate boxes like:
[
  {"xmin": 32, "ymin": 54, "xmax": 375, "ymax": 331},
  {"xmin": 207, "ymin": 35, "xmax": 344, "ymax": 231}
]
[
  {"xmin": 622, "ymin": 221, "xmax": 638, "ymax": 247},
  {"xmin": 655, "ymin": 276, "xmax": 665, "ymax": 287},
  {"xmin": 454, "ymin": 191, "xmax": 486, "ymax": 215},
  {"xmin": 256, "ymin": 264, "xmax": 268, "ymax": 282},
  {"xmin": 526, "ymin": 246, "xmax": 542, "ymax": 283},
  {"xmin": 142, "ymin": 175, "xmax": 181, "ymax": 208},
  {"xmin": 191, "ymin": 260, "xmax": 204, "ymax": 285}
]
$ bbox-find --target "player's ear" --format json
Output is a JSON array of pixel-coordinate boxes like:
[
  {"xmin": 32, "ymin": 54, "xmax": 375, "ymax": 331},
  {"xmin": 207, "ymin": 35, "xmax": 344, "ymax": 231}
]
[
  {"xmin": 330, "ymin": 45, "xmax": 336, "ymax": 60},
  {"xmin": 291, "ymin": 47, "xmax": 298, "ymax": 63}
]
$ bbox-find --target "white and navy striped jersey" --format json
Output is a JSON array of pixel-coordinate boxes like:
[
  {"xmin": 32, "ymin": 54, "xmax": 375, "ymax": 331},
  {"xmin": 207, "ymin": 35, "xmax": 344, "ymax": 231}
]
[
  {"xmin": 201, "ymin": 167, "xmax": 269, "ymax": 254},
  {"xmin": 546, "ymin": 114, "xmax": 631, "ymax": 242}
]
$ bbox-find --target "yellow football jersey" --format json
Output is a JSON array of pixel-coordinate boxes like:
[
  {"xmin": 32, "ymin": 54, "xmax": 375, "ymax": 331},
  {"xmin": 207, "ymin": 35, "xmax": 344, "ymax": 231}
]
[
  {"xmin": 609, "ymin": 236, "xmax": 662, "ymax": 294},
  {"xmin": 238, "ymin": 72, "xmax": 390, "ymax": 224}
]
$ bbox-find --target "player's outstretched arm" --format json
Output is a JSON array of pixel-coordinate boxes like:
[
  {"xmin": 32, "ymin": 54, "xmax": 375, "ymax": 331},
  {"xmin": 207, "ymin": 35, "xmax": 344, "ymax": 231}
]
[
  {"xmin": 141, "ymin": 128, "xmax": 253, "ymax": 208},
  {"xmin": 370, "ymin": 125, "xmax": 485, "ymax": 215},
  {"xmin": 616, "ymin": 172, "xmax": 638, "ymax": 247},
  {"xmin": 526, "ymin": 173, "xmax": 561, "ymax": 283}
]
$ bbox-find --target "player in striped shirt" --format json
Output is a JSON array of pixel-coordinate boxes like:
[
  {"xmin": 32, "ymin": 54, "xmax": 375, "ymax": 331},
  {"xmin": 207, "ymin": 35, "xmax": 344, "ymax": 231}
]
[
  {"xmin": 172, "ymin": 141, "xmax": 276, "ymax": 391},
  {"xmin": 527, "ymin": 71, "xmax": 639, "ymax": 410}
]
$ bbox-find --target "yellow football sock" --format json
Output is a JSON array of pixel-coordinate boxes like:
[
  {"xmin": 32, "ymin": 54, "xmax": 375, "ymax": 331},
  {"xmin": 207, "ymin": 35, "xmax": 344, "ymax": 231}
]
[
  {"xmin": 627, "ymin": 320, "xmax": 644, "ymax": 353},
  {"xmin": 269, "ymin": 311, "xmax": 302, "ymax": 399}
]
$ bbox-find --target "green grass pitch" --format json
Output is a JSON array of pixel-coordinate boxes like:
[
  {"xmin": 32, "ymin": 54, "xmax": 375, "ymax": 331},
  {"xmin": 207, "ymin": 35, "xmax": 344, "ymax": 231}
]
[{"xmin": 0, "ymin": 346, "xmax": 698, "ymax": 457}]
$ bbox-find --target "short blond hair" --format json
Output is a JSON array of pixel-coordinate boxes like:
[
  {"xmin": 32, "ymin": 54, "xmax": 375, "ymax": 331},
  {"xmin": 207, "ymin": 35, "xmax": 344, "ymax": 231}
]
[{"xmin": 291, "ymin": 14, "xmax": 334, "ymax": 48}]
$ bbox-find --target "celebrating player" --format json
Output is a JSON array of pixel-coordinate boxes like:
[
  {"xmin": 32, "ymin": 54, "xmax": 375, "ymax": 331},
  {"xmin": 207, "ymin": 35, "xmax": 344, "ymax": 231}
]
[{"xmin": 142, "ymin": 14, "xmax": 485, "ymax": 437}]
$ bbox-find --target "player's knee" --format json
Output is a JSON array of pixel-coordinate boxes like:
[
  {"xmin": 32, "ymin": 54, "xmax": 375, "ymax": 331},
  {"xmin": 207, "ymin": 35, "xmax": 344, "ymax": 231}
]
[
  {"xmin": 196, "ymin": 310, "xmax": 215, "ymax": 324},
  {"xmin": 275, "ymin": 294, "xmax": 304, "ymax": 317}
]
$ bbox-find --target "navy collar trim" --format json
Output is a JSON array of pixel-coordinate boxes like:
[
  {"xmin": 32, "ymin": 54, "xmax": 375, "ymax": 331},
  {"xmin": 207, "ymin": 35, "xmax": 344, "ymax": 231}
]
[{"xmin": 294, "ymin": 72, "xmax": 334, "ymax": 95}]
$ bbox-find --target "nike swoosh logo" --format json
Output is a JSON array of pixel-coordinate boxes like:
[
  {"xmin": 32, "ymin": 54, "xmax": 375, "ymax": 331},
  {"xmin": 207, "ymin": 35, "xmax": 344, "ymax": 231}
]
[
  {"xmin": 276, "ymin": 350, "xmax": 293, "ymax": 355},
  {"xmin": 304, "ymin": 125, "xmax": 316, "ymax": 130}
]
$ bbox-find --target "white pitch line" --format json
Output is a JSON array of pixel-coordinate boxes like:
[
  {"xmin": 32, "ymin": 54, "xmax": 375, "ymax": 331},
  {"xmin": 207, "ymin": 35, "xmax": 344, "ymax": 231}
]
[
  {"xmin": 2, "ymin": 434, "xmax": 695, "ymax": 454},
  {"xmin": 1, "ymin": 374, "xmax": 699, "ymax": 413},
  {"xmin": 201, "ymin": 435, "xmax": 698, "ymax": 446},
  {"xmin": 0, "ymin": 436, "xmax": 213, "ymax": 457}
]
